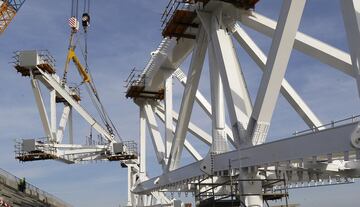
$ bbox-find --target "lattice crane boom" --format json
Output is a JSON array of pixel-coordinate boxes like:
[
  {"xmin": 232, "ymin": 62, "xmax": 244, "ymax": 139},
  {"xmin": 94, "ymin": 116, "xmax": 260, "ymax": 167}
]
[{"xmin": 0, "ymin": 0, "xmax": 25, "ymax": 34}]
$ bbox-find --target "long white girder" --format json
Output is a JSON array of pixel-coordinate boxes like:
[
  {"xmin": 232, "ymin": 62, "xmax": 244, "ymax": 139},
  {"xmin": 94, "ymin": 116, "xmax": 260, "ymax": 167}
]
[{"xmin": 134, "ymin": 121, "xmax": 360, "ymax": 194}]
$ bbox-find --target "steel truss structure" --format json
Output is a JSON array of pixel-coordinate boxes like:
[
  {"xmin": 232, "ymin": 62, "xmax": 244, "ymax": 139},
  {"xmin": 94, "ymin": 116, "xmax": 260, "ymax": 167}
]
[
  {"xmin": 125, "ymin": 0, "xmax": 360, "ymax": 206},
  {"xmin": 13, "ymin": 50, "xmax": 137, "ymax": 163},
  {"xmin": 10, "ymin": 0, "xmax": 360, "ymax": 206},
  {"xmin": 12, "ymin": 49, "xmax": 172, "ymax": 206}
]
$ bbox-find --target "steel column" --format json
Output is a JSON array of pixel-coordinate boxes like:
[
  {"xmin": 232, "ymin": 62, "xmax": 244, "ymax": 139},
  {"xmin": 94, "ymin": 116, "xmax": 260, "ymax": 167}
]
[
  {"xmin": 144, "ymin": 103, "xmax": 166, "ymax": 167},
  {"xmin": 30, "ymin": 75, "xmax": 53, "ymax": 141},
  {"xmin": 140, "ymin": 105, "xmax": 147, "ymax": 179},
  {"xmin": 50, "ymin": 89, "xmax": 57, "ymax": 140},
  {"xmin": 168, "ymin": 28, "xmax": 208, "ymax": 171},
  {"xmin": 164, "ymin": 74, "xmax": 174, "ymax": 159},
  {"xmin": 204, "ymin": 9, "xmax": 252, "ymax": 146},
  {"xmin": 56, "ymin": 106, "xmax": 71, "ymax": 143},
  {"xmin": 341, "ymin": 0, "xmax": 360, "ymax": 97},
  {"xmin": 68, "ymin": 106, "xmax": 73, "ymax": 144},
  {"xmin": 248, "ymin": 0, "xmax": 306, "ymax": 145},
  {"xmin": 173, "ymin": 68, "xmax": 236, "ymax": 147},
  {"xmin": 209, "ymin": 47, "xmax": 228, "ymax": 153}
]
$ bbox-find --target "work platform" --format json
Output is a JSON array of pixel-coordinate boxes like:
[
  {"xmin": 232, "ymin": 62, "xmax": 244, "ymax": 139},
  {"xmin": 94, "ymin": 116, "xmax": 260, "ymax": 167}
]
[
  {"xmin": 107, "ymin": 141, "xmax": 138, "ymax": 161},
  {"xmin": 125, "ymin": 68, "xmax": 165, "ymax": 100},
  {"xmin": 13, "ymin": 50, "xmax": 82, "ymax": 102},
  {"xmin": 161, "ymin": 0, "xmax": 259, "ymax": 39},
  {"xmin": 15, "ymin": 138, "xmax": 71, "ymax": 163},
  {"xmin": 194, "ymin": 176, "xmax": 289, "ymax": 207},
  {"xmin": 14, "ymin": 50, "xmax": 56, "ymax": 76}
]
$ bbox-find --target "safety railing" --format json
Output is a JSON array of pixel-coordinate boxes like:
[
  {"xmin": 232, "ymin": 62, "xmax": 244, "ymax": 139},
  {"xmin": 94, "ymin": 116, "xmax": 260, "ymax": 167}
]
[
  {"xmin": 124, "ymin": 67, "xmax": 146, "ymax": 90},
  {"xmin": 15, "ymin": 137, "xmax": 56, "ymax": 153},
  {"xmin": 161, "ymin": 0, "xmax": 195, "ymax": 29},
  {"xmin": 293, "ymin": 115, "xmax": 360, "ymax": 136},
  {"xmin": 13, "ymin": 50, "xmax": 56, "ymax": 68},
  {"xmin": 123, "ymin": 141, "xmax": 138, "ymax": 157},
  {"xmin": 38, "ymin": 49, "xmax": 56, "ymax": 69},
  {"xmin": 0, "ymin": 168, "xmax": 72, "ymax": 207}
]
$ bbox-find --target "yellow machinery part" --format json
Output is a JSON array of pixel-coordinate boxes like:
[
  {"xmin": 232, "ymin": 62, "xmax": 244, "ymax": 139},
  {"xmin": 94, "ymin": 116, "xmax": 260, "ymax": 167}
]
[{"xmin": 64, "ymin": 48, "xmax": 91, "ymax": 83}]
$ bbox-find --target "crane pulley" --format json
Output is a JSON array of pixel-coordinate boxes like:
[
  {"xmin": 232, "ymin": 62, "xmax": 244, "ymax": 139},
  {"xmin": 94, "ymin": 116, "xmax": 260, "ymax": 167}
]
[{"xmin": 82, "ymin": 12, "xmax": 90, "ymax": 31}]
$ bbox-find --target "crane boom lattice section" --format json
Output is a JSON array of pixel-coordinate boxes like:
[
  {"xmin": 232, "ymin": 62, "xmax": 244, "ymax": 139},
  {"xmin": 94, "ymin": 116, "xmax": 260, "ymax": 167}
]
[{"xmin": 0, "ymin": 0, "xmax": 25, "ymax": 34}]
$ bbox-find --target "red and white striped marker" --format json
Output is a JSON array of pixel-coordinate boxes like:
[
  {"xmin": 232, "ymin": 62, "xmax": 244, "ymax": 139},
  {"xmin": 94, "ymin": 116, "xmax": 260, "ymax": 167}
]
[{"xmin": 68, "ymin": 17, "xmax": 79, "ymax": 31}]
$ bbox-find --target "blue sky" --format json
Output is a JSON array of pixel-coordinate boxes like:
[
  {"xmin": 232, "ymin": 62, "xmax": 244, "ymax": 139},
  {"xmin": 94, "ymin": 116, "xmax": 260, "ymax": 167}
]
[{"xmin": 0, "ymin": 0, "xmax": 359, "ymax": 206}]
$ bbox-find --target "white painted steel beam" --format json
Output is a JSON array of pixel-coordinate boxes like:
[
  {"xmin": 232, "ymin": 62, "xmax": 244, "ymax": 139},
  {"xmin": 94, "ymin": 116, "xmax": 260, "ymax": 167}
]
[
  {"xmin": 52, "ymin": 144, "xmax": 108, "ymax": 149},
  {"xmin": 209, "ymin": 47, "xmax": 228, "ymax": 153},
  {"xmin": 184, "ymin": 139, "xmax": 203, "ymax": 161},
  {"xmin": 140, "ymin": 105, "xmax": 147, "ymax": 179},
  {"xmin": 232, "ymin": 24, "xmax": 323, "ymax": 129},
  {"xmin": 240, "ymin": 12, "xmax": 353, "ymax": 77},
  {"xmin": 155, "ymin": 108, "xmax": 203, "ymax": 161},
  {"xmin": 173, "ymin": 68, "xmax": 212, "ymax": 118},
  {"xmin": 173, "ymin": 68, "xmax": 236, "ymax": 147},
  {"xmin": 56, "ymin": 106, "xmax": 71, "ymax": 143},
  {"xmin": 35, "ymin": 69, "xmax": 116, "ymax": 143},
  {"xmin": 58, "ymin": 148, "xmax": 105, "ymax": 155},
  {"xmin": 155, "ymin": 104, "xmax": 212, "ymax": 146},
  {"xmin": 143, "ymin": 38, "xmax": 194, "ymax": 91},
  {"xmin": 50, "ymin": 89, "xmax": 57, "ymax": 140},
  {"xmin": 127, "ymin": 166, "xmax": 134, "ymax": 206},
  {"xmin": 164, "ymin": 75, "xmax": 173, "ymax": 159},
  {"xmin": 68, "ymin": 107, "xmax": 73, "ymax": 144},
  {"xmin": 30, "ymin": 74, "xmax": 53, "ymax": 141},
  {"xmin": 341, "ymin": 0, "xmax": 360, "ymax": 97},
  {"xmin": 203, "ymin": 10, "xmax": 252, "ymax": 146},
  {"xmin": 168, "ymin": 28, "xmax": 208, "ymax": 171},
  {"xmin": 144, "ymin": 103, "xmax": 166, "ymax": 166},
  {"xmin": 248, "ymin": 0, "xmax": 306, "ymax": 145},
  {"xmin": 134, "ymin": 121, "xmax": 360, "ymax": 194}
]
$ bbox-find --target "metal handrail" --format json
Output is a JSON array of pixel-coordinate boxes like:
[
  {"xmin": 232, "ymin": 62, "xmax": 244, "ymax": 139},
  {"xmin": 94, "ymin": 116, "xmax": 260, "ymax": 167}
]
[
  {"xmin": 124, "ymin": 68, "xmax": 146, "ymax": 89},
  {"xmin": 0, "ymin": 168, "xmax": 72, "ymax": 207},
  {"xmin": 293, "ymin": 115, "xmax": 360, "ymax": 136},
  {"xmin": 161, "ymin": 0, "xmax": 194, "ymax": 29}
]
